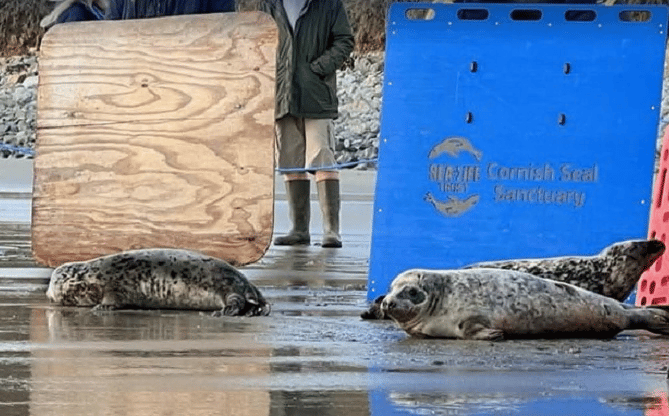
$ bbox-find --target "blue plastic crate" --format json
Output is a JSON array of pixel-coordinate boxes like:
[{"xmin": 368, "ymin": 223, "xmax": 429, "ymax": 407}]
[{"xmin": 368, "ymin": 3, "xmax": 667, "ymax": 300}]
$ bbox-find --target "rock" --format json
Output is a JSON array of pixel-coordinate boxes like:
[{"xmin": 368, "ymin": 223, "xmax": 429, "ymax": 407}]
[
  {"xmin": 333, "ymin": 52, "xmax": 384, "ymax": 169},
  {"xmin": 0, "ymin": 54, "xmax": 39, "ymax": 159},
  {"xmin": 22, "ymin": 75, "xmax": 38, "ymax": 89}
]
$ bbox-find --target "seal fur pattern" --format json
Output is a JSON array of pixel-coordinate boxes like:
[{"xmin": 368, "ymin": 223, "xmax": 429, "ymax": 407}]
[
  {"xmin": 46, "ymin": 249, "xmax": 270, "ymax": 317},
  {"xmin": 380, "ymin": 268, "xmax": 669, "ymax": 340},
  {"xmin": 464, "ymin": 239, "xmax": 665, "ymax": 302}
]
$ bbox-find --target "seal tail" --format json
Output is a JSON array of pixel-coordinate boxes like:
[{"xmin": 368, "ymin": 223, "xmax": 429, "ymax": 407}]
[{"xmin": 628, "ymin": 306, "xmax": 669, "ymax": 336}]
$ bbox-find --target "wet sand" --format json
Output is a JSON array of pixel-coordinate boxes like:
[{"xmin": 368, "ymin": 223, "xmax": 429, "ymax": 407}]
[{"xmin": 1, "ymin": 163, "xmax": 669, "ymax": 415}]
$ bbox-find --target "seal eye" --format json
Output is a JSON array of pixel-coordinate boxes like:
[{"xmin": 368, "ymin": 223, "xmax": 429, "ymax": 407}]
[{"xmin": 405, "ymin": 286, "xmax": 426, "ymax": 304}]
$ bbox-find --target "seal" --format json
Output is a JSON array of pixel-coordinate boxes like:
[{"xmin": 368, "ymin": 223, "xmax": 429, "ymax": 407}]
[
  {"xmin": 362, "ymin": 239, "xmax": 665, "ymax": 320},
  {"xmin": 380, "ymin": 268, "xmax": 669, "ymax": 340},
  {"xmin": 46, "ymin": 248, "xmax": 270, "ymax": 317},
  {"xmin": 465, "ymin": 239, "xmax": 665, "ymax": 302}
]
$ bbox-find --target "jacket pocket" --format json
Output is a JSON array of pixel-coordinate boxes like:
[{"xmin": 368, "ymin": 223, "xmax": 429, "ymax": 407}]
[{"xmin": 296, "ymin": 64, "xmax": 335, "ymax": 114}]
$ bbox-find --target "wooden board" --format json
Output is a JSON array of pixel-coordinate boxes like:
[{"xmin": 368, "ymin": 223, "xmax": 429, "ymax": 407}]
[{"xmin": 33, "ymin": 12, "xmax": 277, "ymax": 267}]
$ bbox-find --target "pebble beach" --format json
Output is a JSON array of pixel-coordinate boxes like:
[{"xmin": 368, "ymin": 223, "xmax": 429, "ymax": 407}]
[
  {"xmin": 1, "ymin": 49, "xmax": 668, "ymax": 168},
  {"xmin": 0, "ymin": 51, "xmax": 385, "ymax": 168}
]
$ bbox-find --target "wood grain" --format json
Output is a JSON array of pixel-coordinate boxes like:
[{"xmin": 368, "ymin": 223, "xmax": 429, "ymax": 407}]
[{"xmin": 33, "ymin": 12, "xmax": 277, "ymax": 267}]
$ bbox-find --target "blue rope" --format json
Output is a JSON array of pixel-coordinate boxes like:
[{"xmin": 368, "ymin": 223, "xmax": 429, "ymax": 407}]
[
  {"xmin": 0, "ymin": 143, "xmax": 35, "ymax": 157},
  {"xmin": 275, "ymin": 158, "xmax": 378, "ymax": 173},
  {"xmin": 0, "ymin": 144, "xmax": 377, "ymax": 166}
]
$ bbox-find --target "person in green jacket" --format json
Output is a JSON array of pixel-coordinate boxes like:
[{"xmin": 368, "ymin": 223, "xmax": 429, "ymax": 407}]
[{"xmin": 260, "ymin": 0, "xmax": 354, "ymax": 248}]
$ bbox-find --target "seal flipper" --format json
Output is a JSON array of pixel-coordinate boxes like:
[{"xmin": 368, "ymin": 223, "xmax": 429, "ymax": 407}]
[
  {"xmin": 217, "ymin": 293, "xmax": 245, "ymax": 316},
  {"xmin": 460, "ymin": 316, "xmax": 504, "ymax": 341},
  {"xmin": 628, "ymin": 307, "xmax": 669, "ymax": 336},
  {"xmin": 361, "ymin": 295, "xmax": 387, "ymax": 320},
  {"xmin": 92, "ymin": 304, "xmax": 117, "ymax": 311},
  {"xmin": 468, "ymin": 328, "xmax": 504, "ymax": 341},
  {"xmin": 243, "ymin": 287, "xmax": 271, "ymax": 316},
  {"xmin": 250, "ymin": 303, "xmax": 271, "ymax": 317},
  {"xmin": 241, "ymin": 296, "xmax": 271, "ymax": 317},
  {"xmin": 93, "ymin": 292, "xmax": 121, "ymax": 311}
]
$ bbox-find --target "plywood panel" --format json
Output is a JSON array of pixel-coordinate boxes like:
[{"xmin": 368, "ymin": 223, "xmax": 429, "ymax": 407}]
[{"xmin": 33, "ymin": 12, "xmax": 277, "ymax": 267}]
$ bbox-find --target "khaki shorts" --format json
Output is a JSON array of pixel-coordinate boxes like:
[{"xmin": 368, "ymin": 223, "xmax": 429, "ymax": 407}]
[{"xmin": 275, "ymin": 115, "xmax": 337, "ymax": 170}]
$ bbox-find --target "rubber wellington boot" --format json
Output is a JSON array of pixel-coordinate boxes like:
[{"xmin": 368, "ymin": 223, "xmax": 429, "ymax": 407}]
[
  {"xmin": 317, "ymin": 179, "xmax": 342, "ymax": 248},
  {"xmin": 274, "ymin": 179, "xmax": 311, "ymax": 245}
]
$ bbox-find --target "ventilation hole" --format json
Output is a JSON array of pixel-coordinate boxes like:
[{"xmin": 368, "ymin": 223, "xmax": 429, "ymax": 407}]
[
  {"xmin": 656, "ymin": 255, "xmax": 663, "ymax": 271},
  {"xmin": 619, "ymin": 10, "xmax": 651, "ymax": 22},
  {"xmin": 565, "ymin": 10, "xmax": 596, "ymax": 22},
  {"xmin": 510, "ymin": 9, "xmax": 542, "ymax": 21},
  {"xmin": 470, "ymin": 61, "xmax": 478, "ymax": 72},
  {"xmin": 652, "ymin": 297, "xmax": 667, "ymax": 305},
  {"xmin": 465, "ymin": 112, "xmax": 473, "ymax": 123},
  {"xmin": 664, "ymin": 149, "xmax": 668, "ymax": 161},
  {"xmin": 651, "ymin": 231, "xmax": 657, "ymax": 240},
  {"xmin": 640, "ymin": 297, "xmax": 647, "ymax": 306},
  {"xmin": 458, "ymin": 8, "xmax": 489, "ymax": 20},
  {"xmin": 663, "ymin": 233, "xmax": 666, "ymax": 243},
  {"xmin": 563, "ymin": 63, "xmax": 571, "ymax": 74},
  {"xmin": 657, "ymin": 168, "xmax": 667, "ymax": 208},
  {"xmin": 406, "ymin": 8, "xmax": 435, "ymax": 20},
  {"xmin": 664, "ymin": 212, "xmax": 669, "ymax": 223},
  {"xmin": 649, "ymin": 281, "xmax": 656, "ymax": 294},
  {"xmin": 640, "ymin": 280, "xmax": 648, "ymax": 292},
  {"xmin": 558, "ymin": 114, "xmax": 566, "ymax": 125},
  {"xmin": 662, "ymin": 276, "xmax": 669, "ymax": 286}
]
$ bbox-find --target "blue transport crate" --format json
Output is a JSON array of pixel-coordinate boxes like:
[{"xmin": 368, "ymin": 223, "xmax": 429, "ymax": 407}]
[{"xmin": 368, "ymin": 3, "xmax": 668, "ymax": 300}]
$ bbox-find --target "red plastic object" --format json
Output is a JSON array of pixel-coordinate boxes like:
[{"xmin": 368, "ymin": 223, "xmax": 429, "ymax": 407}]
[{"xmin": 637, "ymin": 128, "xmax": 669, "ymax": 307}]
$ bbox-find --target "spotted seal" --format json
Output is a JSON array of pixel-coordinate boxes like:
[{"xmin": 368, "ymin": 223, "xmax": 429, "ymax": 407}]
[
  {"xmin": 465, "ymin": 239, "xmax": 665, "ymax": 302},
  {"xmin": 46, "ymin": 249, "xmax": 270, "ymax": 317},
  {"xmin": 380, "ymin": 268, "xmax": 669, "ymax": 340}
]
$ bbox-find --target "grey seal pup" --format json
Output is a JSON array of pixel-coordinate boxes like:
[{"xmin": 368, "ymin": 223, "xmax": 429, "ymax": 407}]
[
  {"xmin": 380, "ymin": 268, "xmax": 669, "ymax": 340},
  {"xmin": 46, "ymin": 248, "xmax": 270, "ymax": 317},
  {"xmin": 465, "ymin": 239, "xmax": 665, "ymax": 302},
  {"xmin": 361, "ymin": 239, "xmax": 664, "ymax": 320}
]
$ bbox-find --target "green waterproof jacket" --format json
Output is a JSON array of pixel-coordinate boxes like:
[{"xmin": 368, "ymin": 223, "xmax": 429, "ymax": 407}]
[{"xmin": 259, "ymin": 0, "xmax": 354, "ymax": 120}]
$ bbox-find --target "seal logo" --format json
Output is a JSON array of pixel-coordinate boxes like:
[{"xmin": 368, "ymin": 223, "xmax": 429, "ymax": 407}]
[
  {"xmin": 427, "ymin": 136, "xmax": 482, "ymax": 217},
  {"xmin": 46, "ymin": 248, "xmax": 271, "ymax": 317},
  {"xmin": 424, "ymin": 193, "xmax": 480, "ymax": 217},
  {"xmin": 429, "ymin": 137, "xmax": 482, "ymax": 161},
  {"xmin": 380, "ymin": 268, "xmax": 669, "ymax": 340}
]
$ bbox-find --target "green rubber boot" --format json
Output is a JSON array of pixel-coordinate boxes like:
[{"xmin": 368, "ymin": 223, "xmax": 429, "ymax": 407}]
[
  {"xmin": 317, "ymin": 179, "xmax": 342, "ymax": 248},
  {"xmin": 274, "ymin": 179, "xmax": 311, "ymax": 246}
]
